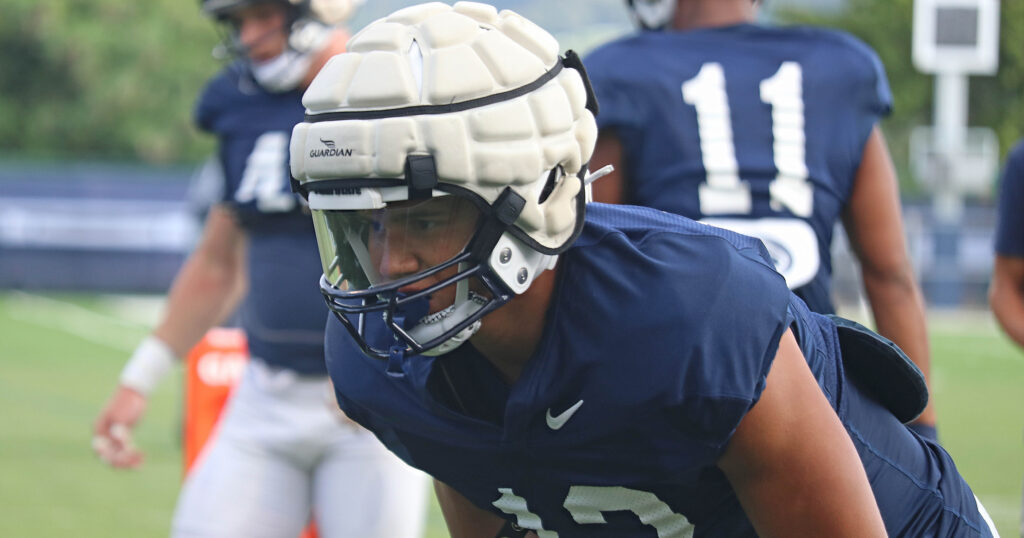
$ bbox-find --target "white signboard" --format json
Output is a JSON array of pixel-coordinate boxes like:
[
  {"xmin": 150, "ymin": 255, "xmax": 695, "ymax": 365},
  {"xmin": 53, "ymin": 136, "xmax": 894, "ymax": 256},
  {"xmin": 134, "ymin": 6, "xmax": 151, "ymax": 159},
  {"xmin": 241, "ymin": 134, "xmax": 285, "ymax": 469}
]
[{"xmin": 913, "ymin": 0, "xmax": 1000, "ymax": 75}]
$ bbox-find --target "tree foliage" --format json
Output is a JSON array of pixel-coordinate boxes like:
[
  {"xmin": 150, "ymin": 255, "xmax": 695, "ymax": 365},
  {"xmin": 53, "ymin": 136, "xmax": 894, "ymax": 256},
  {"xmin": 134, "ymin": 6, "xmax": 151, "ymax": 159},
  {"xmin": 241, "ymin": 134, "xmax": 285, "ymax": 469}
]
[
  {"xmin": 0, "ymin": 0, "xmax": 221, "ymax": 163},
  {"xmin": 3, "ymin": 0, "xmax": 1019, "ymax": 172},
  {"xmin": 0, "ymin": 0, "xmax": 632, "ymax": 165},
  {"xmin": 778, "ymin": 0, "xmax": 1024, "ymax": 192}
]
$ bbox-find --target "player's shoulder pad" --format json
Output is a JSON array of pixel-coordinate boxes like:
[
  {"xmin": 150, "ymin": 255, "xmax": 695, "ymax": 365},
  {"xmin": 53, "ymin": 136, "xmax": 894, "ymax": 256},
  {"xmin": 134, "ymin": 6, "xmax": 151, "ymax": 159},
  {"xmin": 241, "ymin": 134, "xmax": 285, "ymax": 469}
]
[
  {"xmin": 1008, "ymin": 139, "xmax": 1024, "ymax": 164},
  {"xmin": 791, "ymin": 26, "xmax": 885, "ymax": 76},
  {"xmin": 585, "ymin": 31, "xmax": 644, "ymax": 58},
  {"xmin": 788, "ymin": 25, "xmax": 891, "ymax": 114},
  {"xmin": 583, "ymin": 31, "xmax": 652, "ymax": 75},
  {"xmin": 999, "ymin": 139, "xmax": 1024, "ymax": 191},
  {"xmin": 673, "ymin": 213, "xmax": 783, "ymax": 277},
  {"xmin": 194, "ymin": 63, "xmax": 249, "ymax": 133},
  {"xmin": 586, "ymin": 206, "xmax": 788, "ymax": 314}
]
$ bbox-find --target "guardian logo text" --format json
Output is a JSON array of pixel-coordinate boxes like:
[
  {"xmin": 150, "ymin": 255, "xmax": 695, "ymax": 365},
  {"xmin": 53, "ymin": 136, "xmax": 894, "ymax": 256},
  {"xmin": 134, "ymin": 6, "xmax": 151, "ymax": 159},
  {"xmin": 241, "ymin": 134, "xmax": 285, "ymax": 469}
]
[{"xmin": 311, "ymin": 139, "xmax": 354, "ymax": 158}]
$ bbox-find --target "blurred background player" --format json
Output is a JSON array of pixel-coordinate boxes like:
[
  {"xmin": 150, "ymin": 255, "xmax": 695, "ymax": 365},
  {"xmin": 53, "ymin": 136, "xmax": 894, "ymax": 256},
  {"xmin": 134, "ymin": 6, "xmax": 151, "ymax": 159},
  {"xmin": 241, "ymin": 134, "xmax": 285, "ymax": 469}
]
[
  {"xmin": 585, "ymin": 0, "xmax": 938, "ymax": 439},
  {"xmin": 991, "ymin": 139, "xmax": 1024, "ymax": 349},
  {"xmin": 91, "ymin": 0, "xmax": 429, "ymax": 536},
  {"xmin": 989, "ymin": 138, "xmax": 1024, "ymax": 538}
]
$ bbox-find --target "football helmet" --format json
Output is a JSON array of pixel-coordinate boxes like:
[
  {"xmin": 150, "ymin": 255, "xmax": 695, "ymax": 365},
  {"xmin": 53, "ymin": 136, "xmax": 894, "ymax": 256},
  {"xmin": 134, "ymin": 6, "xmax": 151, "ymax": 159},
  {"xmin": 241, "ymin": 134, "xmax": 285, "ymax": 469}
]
[
  {"xmin": 290, "ymin": 2, "xmax": 599, "ymax": 363},
  {"xmin": 201, "ymin": 0, "xmax": 363, "ymax": 92},
  {"xmin": 625, "ymin": 0, "xmax": 677, "ymax": 31}
]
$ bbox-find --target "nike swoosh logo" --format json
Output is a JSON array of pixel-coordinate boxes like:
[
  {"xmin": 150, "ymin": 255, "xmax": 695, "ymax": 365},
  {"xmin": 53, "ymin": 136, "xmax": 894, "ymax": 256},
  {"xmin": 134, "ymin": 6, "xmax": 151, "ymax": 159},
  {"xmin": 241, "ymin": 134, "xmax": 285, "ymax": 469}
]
[{"xmin": 546, "ymin": 400, "xmax": 584, "ymax": 430}]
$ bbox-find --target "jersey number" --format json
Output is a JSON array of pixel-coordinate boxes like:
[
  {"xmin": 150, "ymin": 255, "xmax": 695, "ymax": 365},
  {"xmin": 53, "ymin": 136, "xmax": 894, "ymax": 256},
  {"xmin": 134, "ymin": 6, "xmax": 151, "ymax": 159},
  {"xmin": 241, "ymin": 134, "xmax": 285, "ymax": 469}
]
[
  {"xmin": 493, "ymin": 486, "xmax": 694, "ymax": 537},
  {"xmin": 682, "ymin": 62, "xmax": 812, "ymax": 218},
  {"xmin": 234, "ymin": 132, "xmax": 296, "ymax": 213}
]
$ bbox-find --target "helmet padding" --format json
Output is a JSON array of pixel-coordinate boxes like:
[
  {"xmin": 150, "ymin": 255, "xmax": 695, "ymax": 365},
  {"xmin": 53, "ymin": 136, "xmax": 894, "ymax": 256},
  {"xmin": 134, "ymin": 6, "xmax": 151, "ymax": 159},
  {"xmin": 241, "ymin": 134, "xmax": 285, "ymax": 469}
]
[{"xmin": 290, "ymin": 1, "xmax": 598, "ymax": 252}]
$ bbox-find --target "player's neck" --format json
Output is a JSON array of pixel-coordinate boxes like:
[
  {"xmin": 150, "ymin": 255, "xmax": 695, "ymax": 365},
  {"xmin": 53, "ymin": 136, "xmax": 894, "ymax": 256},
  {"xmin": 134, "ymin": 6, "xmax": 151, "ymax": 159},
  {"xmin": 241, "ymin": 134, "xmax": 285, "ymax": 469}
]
[
  {"xmin": 672, "ymin": 1, "xmax": 757, "ymax": 31},
  {"xmin": 299, "ymin": 29, "xmax": 349, "ymax": 91},
  {"xmin": 470, "ymin": 267, "xmax": 559, "ymax": 385}
]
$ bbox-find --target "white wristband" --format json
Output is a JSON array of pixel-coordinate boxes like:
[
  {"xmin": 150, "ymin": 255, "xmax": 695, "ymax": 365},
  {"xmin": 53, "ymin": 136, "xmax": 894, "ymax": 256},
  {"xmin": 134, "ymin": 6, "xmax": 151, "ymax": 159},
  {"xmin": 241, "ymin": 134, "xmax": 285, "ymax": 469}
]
[{"xmin": 119, "ymin": 336, "xmax": 178, "ymax": 395}]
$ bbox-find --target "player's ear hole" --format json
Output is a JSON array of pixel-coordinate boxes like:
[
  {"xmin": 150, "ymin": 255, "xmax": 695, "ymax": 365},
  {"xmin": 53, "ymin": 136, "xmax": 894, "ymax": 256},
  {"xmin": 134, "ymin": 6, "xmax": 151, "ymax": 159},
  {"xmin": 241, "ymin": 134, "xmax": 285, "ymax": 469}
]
[{"xmin": 538, "ymin": 166, "xmax": 563, "ymax": 204}]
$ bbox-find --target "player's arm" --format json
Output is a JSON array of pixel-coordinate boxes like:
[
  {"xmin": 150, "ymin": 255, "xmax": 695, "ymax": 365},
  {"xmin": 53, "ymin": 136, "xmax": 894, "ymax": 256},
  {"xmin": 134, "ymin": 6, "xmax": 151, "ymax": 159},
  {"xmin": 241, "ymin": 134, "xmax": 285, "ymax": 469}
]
[
  {"xmin": 149, "ymin": 205, "xmax": 249, "ymax": 355},
  {"xmin": 717, "ymin": 329, "xmax": 887, "ymax": 538},
  {"xmin": 92, "ymin": 205, "xmax": 248, "ymax": 468},
  {"xmin": 434, "ymin": 479, "xmax": 510, "ymax": 538},
  {"xmin": 589, "ymin": 128, "xmax": 628, "ymax": 204},
  {"xmin": 841, "ymin": 126, "xmax": 936, "ymax": 428},
  {"xmin": 990, "ymin": 254, "xmax": 1024, "ymax": 347}
]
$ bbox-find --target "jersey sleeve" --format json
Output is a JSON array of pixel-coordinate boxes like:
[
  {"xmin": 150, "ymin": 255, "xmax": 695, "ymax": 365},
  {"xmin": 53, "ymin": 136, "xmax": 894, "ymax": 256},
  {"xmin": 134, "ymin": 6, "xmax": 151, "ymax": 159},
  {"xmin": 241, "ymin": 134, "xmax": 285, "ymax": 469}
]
[
  {"xmin": 825, "ymin": 30, "xmax": 893, "ymax": 120},
  {"xmin": 584, "ymin": 42, "xmax": 647, "ymax": 136},
  {"xmin": 194, "ymin": 79, "xmax": 220, "ymax": 135},
  {"xmin": 192, "ymin": 74, "xmax": 234, "ymax": 206},
  {"xmin": 859, "ymin": 43, "xmax": 893, "ymax": 119},
  {"xmin": 193, "ymin": 66, "xmax": 242, "ymax": 135},
  {"xmin": 821, "ymin": 30, "xmax": 893, "ymax": 193},
  {"xmin": 847, "ymin": 34, "xmax": 893, "ymax": 160},
  {"xmin": 996, "ymin": 141, "xmax": 1024, "ymax": 257},
  {"xmin": 659, "ymin": 227, "xmax": 793, "ymax": 460}
]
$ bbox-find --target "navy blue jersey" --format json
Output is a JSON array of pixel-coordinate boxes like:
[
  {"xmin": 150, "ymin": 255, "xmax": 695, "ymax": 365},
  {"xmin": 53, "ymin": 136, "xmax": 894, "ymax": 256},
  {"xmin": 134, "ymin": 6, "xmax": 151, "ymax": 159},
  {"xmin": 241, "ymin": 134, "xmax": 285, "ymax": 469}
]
[
  {"xmin": 195, "ymin": 65, "xmax": 328, "ymax": 374},
  {"xmin": 326, "ymin": 204, "xmax": 990, "ymax": 537},
  {"xmin": 586, "ymin": 24, "xmax": 893, "ymax": 314},
  {"xmin": 995, "ymin": 140, "xmax": 1024, "ymax": 257}
]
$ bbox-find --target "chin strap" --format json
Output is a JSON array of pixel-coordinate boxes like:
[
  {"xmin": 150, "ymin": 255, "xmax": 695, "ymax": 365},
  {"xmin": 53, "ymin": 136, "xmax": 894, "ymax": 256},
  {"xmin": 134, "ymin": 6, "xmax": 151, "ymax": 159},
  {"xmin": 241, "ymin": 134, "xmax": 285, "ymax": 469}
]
[
  {"xmin": 583, "ymin": 164, "xmax": 615, "ymax": 186},
  {"xmin": 387, "ymin": 345, "xmax": 406, "ymax": 378},
  {"xmin": 581, "ymin": 164, "xmax": 614, "ymax": 204},
  {"xmin": 470, "ymin": 187, "xmax": 526, "ymax": 262}
]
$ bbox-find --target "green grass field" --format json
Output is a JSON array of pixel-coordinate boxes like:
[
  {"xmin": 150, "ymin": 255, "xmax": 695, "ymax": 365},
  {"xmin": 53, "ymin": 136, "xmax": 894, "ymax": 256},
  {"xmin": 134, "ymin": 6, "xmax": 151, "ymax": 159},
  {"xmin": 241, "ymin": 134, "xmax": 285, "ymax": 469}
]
[{"xmin": 0, "ymin": 292, "xmax": 1021, "ymax": 537}]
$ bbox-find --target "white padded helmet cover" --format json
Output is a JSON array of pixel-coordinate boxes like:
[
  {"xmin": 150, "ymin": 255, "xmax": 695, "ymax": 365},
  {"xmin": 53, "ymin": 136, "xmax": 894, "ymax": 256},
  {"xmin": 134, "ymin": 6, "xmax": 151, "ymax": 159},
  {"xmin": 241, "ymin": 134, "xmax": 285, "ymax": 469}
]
[
  {"xmin": 308, "ymin": 0, "xmax": 363, "ymax": 25},
  {"xmin": 290, "ymin": 1, "xmax": 598, "ymax": 250}
]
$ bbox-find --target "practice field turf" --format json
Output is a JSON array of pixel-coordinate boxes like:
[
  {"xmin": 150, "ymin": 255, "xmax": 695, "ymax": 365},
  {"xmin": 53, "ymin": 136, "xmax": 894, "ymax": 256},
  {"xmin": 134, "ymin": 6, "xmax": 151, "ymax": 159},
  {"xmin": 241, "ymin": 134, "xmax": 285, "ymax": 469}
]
[{"xmin": 1, "ymin": 292, "xmax": 1021, "ymax": 537}]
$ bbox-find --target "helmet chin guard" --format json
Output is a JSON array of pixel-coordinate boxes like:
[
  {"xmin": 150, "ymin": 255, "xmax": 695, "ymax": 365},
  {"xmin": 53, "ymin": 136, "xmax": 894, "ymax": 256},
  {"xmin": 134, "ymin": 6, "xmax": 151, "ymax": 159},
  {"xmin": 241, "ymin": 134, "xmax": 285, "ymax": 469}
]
[
  {"xmin": 251, "ymin": 48, "xmax": 315, "ymax": 92},
  {"xmin": 202, "ymin": 0, "xmax": 361, "ymax": 91},
  {"xmin": 407, "ymin": 288, "xmax": 487, "ymax": 357},
  {"xmin": 292, "ymin": 2, "xmax": 598, "ymax": 362},
  {"xmin": 625, "ymin": 0, "xmax": 677, "ymax": 30}
]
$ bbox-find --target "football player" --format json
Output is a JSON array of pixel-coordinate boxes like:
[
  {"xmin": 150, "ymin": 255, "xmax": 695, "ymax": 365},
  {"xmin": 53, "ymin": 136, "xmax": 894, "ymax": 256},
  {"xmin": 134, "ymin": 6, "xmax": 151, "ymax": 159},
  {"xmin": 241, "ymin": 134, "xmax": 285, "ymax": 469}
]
[
  {"xmin": 586, "ymin": 0, "xmax": 939, "ymax": 440},
  {"xmin": 91, "ymin": 1, "xmax": 428, "ymax": 536},
  {"xmin": 991, "ymin": 139, "xmax": 1024, "ymax": 349},
  {"xmin": 989, "ymin": 138, "xmax": 1024, "ymax": 538},
  {"xmin": 290, "ymin": 2, "xmax": 997, "ymax": 536}
]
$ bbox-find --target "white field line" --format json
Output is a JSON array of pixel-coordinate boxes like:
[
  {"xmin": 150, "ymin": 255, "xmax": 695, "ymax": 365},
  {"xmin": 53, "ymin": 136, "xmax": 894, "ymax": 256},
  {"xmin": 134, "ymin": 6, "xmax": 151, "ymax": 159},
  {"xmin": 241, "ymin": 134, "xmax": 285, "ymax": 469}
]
[
  {"xmin": 2, "ymin": 291, "xmax": 152, "ymax": 353},
  {"xmin": 99, "ymin": 294, "xmax": 165, "ymax": 327}
]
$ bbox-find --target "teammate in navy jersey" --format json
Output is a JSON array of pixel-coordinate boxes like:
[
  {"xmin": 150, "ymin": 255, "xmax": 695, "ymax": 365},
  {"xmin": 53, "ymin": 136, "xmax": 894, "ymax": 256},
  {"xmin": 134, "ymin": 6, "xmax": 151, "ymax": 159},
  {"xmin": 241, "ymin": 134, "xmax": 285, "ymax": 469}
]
[
  {"xmin": 991, "ymin": 140, "xmax": 1024, "ymax": 349},
  {"xmin": 989, "ymin": 139, "xmax": 1024, "ymax": 538},
  {"xmin": 289, "ymin": 3, "xmax": 996, "ymax": 536},
  {"xmin": 586, "ymin": 0, "xmax": 938, "ymax": 438},
  {"xmin": 91, "ymin": 1, "xmax": 427, "ymax": 536}
]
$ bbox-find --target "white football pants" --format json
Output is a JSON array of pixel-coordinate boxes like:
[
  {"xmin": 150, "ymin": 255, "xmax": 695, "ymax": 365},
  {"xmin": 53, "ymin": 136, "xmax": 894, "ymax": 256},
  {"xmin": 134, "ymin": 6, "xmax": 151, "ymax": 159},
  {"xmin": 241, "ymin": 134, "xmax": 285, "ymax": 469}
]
[{"xmin": 171, "ymin": 359, "xmax": 429, "ymax": 538}]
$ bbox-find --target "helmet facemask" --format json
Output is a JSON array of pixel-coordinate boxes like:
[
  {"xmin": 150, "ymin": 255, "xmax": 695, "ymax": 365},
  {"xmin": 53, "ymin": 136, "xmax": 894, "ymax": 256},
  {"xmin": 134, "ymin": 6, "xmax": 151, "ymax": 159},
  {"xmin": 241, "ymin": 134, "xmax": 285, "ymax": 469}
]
[
  {"xmin": 290, "ymin": 2, "xmax": 599, "ymax": 364},
  {"xmin": 307, "ymin": 166, "xmax": 579, "ymax": 362}
]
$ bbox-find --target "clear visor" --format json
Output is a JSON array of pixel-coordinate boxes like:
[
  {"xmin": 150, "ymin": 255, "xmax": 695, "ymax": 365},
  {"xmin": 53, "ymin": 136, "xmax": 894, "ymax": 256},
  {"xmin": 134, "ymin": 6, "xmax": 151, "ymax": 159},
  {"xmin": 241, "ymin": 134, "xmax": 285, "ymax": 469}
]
[{"xmin": 312, "ymin": 195, "xmax": 482, "ymax": 293}]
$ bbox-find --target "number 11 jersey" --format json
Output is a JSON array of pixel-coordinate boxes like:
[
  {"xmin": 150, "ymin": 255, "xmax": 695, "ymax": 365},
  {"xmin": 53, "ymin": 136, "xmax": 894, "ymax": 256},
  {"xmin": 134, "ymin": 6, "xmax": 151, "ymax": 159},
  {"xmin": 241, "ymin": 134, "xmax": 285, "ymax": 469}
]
[{"xmin": 585, "ymin": 24, "xmax": 892, "ymax": 314}]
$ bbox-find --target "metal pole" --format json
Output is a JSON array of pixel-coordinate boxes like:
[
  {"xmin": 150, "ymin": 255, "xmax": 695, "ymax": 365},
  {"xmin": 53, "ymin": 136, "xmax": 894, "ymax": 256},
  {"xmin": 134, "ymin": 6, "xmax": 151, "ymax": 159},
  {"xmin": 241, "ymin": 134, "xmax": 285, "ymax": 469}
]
[{"xmin": 932, "ymin": 72, "xmax": 968, "ymax": 223}]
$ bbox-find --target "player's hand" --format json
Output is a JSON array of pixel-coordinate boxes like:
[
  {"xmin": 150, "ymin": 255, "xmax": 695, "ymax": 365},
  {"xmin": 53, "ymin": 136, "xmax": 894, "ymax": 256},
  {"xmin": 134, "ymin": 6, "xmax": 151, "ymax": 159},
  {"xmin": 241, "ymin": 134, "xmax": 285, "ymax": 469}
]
[{"xmin": 92, "ymin": 385, "xmax": 147, "ymax": 469}]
